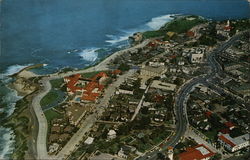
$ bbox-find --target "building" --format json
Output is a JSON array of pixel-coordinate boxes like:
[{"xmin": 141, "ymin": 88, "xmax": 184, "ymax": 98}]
[
  {"xmin": 64, "ymin": 72, "xmax": 109, "ymax": 103},
  {"xmin": 167, "ymin": 146, "xmax": 174, "ymax": 160},
  {"xmin": 179, "ymin": 144, "xmax": 215, "ymax": 160},
  {"xmin": 48, "ymin": 143, "xmax": 59, "ymax": 154},
  {"xmin": 190, "ymin": 53, "xmax": 204, "ymax": 63},
  {"xmin": 151, "ymin": 80, "xmax": 177, "ymax": 91},
  {"xmin": 140, "ymin": 66, "xmax": 167, "ymax": 78},
  {"xmin": 118, "ymin": 145, "xmax": 136, "ymax": 159},
  {"xmin": 218, "ymin": 133, "xmax": 249, "ymax": 152},
  {"xmin": 84, "ymin": 137, "xmax": 94, "ymax": 145},
  {"xmin": 64, "ymin": 74, "xmax": 82, "ymax": 94},
  {"xmin": 149, "ymin": 61, "xmax": 165, "ymax": 67},
  {"xmin": 107, "ymin": 130, "xmax": 116, "ymax": 140},
  {"xmin": 116, "ymin": 88, "xmax": 134, "ymax": 95}
]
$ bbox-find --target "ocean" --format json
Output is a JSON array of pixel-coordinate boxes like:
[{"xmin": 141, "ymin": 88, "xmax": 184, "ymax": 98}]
[{"xmin": 0, "ymin": 0, "xmax": 249, "ymax": 158}]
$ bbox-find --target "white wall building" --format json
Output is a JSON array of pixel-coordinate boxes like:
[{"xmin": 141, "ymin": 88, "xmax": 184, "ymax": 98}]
[
  {"xmin": 218, "ymin": 133, "xmax": 249, "ymax": 152},
  {"xmin": 190, "ymin": 53, "xmax": 204, "ymax": 63}
]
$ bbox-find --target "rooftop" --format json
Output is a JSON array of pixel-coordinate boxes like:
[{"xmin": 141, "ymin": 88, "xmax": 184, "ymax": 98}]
[
  {"xmin": 218, "ymin": 133, "xmax": 249, "ymax": 147},
  {"xmin": 179, "ymin": 144, "xmax": 215, "ymax": 160}
]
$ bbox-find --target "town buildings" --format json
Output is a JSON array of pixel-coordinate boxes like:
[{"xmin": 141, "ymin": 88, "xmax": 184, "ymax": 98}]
[
  {"xmin": 179, "ymin": 144, "xmax": 215, "ymax": 160},
  {"xmin": 218, "ymin": 133, "xmax": 249, "ymax": 152}
]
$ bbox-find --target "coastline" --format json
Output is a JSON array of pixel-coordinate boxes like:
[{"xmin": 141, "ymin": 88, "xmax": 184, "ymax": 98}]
[
  {"xmin": 1, "ymin": 36, "xmax": 149, "ymax": 160},
  {"xmin": 4, "ymin": 14, "xmax": 250, "ymax": 159},
  {"xmin": 1, "ymin": 64, "xmax": 42, "ymax": 159}
]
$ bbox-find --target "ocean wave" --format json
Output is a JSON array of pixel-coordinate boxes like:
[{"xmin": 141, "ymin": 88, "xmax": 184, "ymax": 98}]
[
  {"xmin": 0, "ymin": 64, "xmax": 33, "ymax": 79},
  {"xmin": 146, "ymin": 14, "xmax": 176, "ymax": 30},
  {"xmin": 1, "ymin": 87, "xmax": 22, "ymax": 117},
  {"xmin": 105, "ymin": 14, "xmax": 177, "ymax": 46},
  {"xmin": 78, "ymin": 48, "xmax": 99, "ymax": 62},
  {"xmin": 0, "ymin": 127, "xmax": 15, "ymax": 159},
  {"xmin": 105, "ymin": 34, "xmax": 130, "ymax": 45}
]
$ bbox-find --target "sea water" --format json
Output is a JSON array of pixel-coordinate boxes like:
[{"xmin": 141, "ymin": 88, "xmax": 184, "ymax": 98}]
[{"xmin": 0, "ymin": 0, "xmax": 249, "ymax": 158}]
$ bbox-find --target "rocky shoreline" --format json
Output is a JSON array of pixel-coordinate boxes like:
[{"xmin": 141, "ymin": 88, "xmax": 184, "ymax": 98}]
[{"xmin": 3, "ymin": 65, "xmax": 42, "ymax": 159}]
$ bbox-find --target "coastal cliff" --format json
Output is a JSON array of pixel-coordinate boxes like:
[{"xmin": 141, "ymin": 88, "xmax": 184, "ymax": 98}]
[{"xmin": 4, "ymin": 65, "xmax": 42, "ymax": 159}]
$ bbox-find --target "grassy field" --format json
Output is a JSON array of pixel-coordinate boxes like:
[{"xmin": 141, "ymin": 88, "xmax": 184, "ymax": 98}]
[
  {"xmin": 40, "ymin": 90, "xmax": 59, "ymax": 108},
  {"xmin": 161, "ymin": 16, "xmax": 206, "ymax": 33},
  {"xmin": 44, "ymin": 109, "xmax": 63, "ymax": 133},
  {"xmin": 142, "ymin": 30, "xmax": 166, "ymax": 39},
  {"xmin": 142, "ymin": 15, "xmax": 207, "ymax": 39},
  {"xmin": 81, "ymin": 71, "xmax": 106, "ymax": 78},
  {"xmin": 50, "ymin": 78, "xmax": 64, "ymax": 88},
  {"xmin": 44, "ymin": 109, "xmax": 63, "ymax": 122}
]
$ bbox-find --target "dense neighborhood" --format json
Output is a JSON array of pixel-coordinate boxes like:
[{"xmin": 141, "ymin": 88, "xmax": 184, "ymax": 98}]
[{"xmin": 6, "ymin": 15, "xmax": 249, "ymax": 160}]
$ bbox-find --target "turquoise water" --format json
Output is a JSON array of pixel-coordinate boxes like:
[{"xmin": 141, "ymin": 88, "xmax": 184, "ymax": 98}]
[{"xmin": 0, "ymin": 0, "xmax": 249, "ymax": 158}]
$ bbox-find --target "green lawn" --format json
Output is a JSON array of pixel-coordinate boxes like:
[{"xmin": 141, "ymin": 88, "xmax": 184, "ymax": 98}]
[
  {"xmin": 203, "ymin": 129, "xmax": 218, "ymax": 142},
  {"xmin": 142, "ymin": 30, "xmax": 166, "ymax": 39},
  {"xmin": 44, "ymin": 109, "xmax": 62, "ymax": 122},
  {"xmin": 142, "ymin": 16, "xmax": 207, "ymax": 39},
  {"xmin": 81, "ymin": 71, "xmax": 106, "ymax": 78},
  {"xmin": 162, "ymin": 16, "xmax": 206, "ymax": 33},
  {"xmin": 50, "ymin": 78, "xmax": 64, "ymax": 88},
  {"xmin": 40, "ymin": 90, "xmax": 59, "ymax": 107}
]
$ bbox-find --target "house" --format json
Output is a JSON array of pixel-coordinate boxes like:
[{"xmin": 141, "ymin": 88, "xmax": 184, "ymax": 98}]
[
  {"xmin": 150, "ymin": 80, "xmax": 177, "ymax": 92},
  {"xmin": 190, "ymin": 53, "xmax": 204, "ymax": 63},
  {"xmin": 84, "ymin": 137, "xmax": 94, "ymax": 145},
  {"xmin": 218, "ymin": 133, "xmax": 249, "ymax": 152},
  {"xmin": 221, "ymin": 77, "xmax": 232, "ymax": 85},
  {"xmin": 187, "ymin": 31, "xmax": 195, "ymax": 37},
  {"xmin": 149, "ymin": 61, "xmax": 165, "ymax": 67},
  {"xmin": 48, "ymin": 143, "xmax": 59, "ymax": 154},
  {"xmin": 49, "ymin": 134, "xmax": 59, "ymax": 143},
  {"xmin": 166, "ymin": 31, "xmax": 175, "ymax": 38},
  {"xmin": 116, "ymin": 88, "xmax": 134, "ymax": 95},
  {"xmin": 64, "ymin": 72, "xmax": 109, "ymax": 103},
  {"xmin": 51, "ymin": 126, "xmax": 61, "ymax": 133},
  {"xmin": 224, "ymin": 122, "xmax": 235, "ymax": 130},
  {"xmin": 64, "ymin": 74, "xmax": 82, "ymax": 94},
  {"xmin": 107, "ymin": 130, "xmax": 116, "ymax": 140},
  {"xmin": 118, "ymin": 145, "xmax": 136, "ymax": 159},
  {"xmin": 179, "ymin": 144, "xmax": 215, "ymax": 160},
  {"xmin": 81, "ymin": 72, "xmax": 107, "ymax": 102},
  {"xmin": 59, "ymin": 133, "xmax": 70, "ymax": 142}
]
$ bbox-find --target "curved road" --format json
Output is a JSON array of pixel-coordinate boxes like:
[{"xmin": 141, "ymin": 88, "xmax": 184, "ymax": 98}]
[
  {"xmin": 138, "ymin": 31, "xmax": 248, "ymax": 160},
  {"xmin": 31, "ymin": 40, "xmax": 150, "ymax": 159}
]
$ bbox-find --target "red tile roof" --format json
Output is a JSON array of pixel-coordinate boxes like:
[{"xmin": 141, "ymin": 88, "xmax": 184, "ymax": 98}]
[
  {"xmin": 224, "ymin": 26, "xmax": 232, "ymax": 31},
  {"xmin": 187, "ymin": 31, "xmax": 195, "ymax": 37},
  {"xmin": 147, "ymin": 42, "xmax": 158, "ymax": 47},
  {"xmin": 220, "ymin": 128, "xmax": 230, "ymax": 134},
  {"xmin": 81, "ymin": 72, "xmax": 107, "ymax": 102},
  {"xmin": 65, "ymin": 72, "xmax": 108, "ymax": 102},
  {"xmin": 218, "ymin": 135, "xmax": 236, "ymax": 147},
  {"xmin": 91, "ymin": 72, "xmax": 108, "ymax": 81},
  {"xmin": 205, "ymin": 111, "xmax": 212, "ymax": 118},
  {"xmin": 224, "ymin": 122, "xmax": 235, "ymax": 129},
  {"xmin": 179, "ymin": 144, "xmax": 215, "ymax": 160},
  {"xmin": 65, "ymin": 74, "xmax": 82, "ymax": 93},
  {"xmin": 112, "ymin": 69, "xmax": 122, "ymax": 75}
]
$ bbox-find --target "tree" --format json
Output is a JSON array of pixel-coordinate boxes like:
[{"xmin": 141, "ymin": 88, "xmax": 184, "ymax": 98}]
[
  {"xmin": 211, "ymin": 153, "xmax": 222, "ymax": 160},
  {"xmin": 174, "ymin": 77, "xmax": 183, "ymax": 85},
  {"xmin": 118, "ymin": 63, "xmax": 130, "ymax": 71},
  {"xmin": 141, "ymin": 107, "xmax": 149, "ymax": 115}
]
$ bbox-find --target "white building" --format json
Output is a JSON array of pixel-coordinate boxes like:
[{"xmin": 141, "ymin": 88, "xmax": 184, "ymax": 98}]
[
  {"xmin": 149, "ymin": 61, "xmax": 165, "ymax": 67},
  {"xmin": 151, "ymin": 80, "xmax": 177, "ymax": 91},
  {"xmin": 107, "ymin": 130, "xmax": 116, "ymax": 140},
  {"xmin": 190, "ymin": 53, "xmax": 204, "ymax": 63},
  {"xmin": 84, "ymin": 137, "xmax": 94, "ymax": 145},
  {"xmin": 116, "ymin": 89, "xmax": 134, "ymax": 95},
  {"xmin": 218, "ymin": 133, "xmax": 249, "ymax": 152}
]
